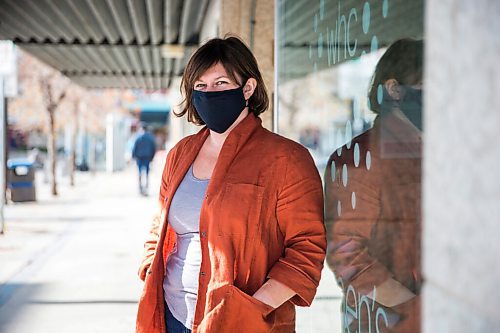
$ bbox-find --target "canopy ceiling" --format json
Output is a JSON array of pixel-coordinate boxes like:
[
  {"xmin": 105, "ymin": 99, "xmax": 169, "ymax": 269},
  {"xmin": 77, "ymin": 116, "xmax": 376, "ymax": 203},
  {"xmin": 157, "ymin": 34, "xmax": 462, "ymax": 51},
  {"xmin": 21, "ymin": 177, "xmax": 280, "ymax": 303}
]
[{"xmin": 0, "ymin": 0, "xmax": 211, "ymax": 89}]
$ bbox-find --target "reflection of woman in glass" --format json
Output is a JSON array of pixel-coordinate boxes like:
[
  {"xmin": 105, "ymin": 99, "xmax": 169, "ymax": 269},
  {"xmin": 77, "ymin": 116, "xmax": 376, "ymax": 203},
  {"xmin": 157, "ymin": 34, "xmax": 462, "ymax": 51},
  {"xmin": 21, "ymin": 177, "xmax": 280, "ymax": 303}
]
[
  {"xmin": 136, "ymin": 36, "xmax": 327, "ymax": 333},
  {"xmin": 325, "ymin": 39, "xmax": 423, "ymax": 332}
]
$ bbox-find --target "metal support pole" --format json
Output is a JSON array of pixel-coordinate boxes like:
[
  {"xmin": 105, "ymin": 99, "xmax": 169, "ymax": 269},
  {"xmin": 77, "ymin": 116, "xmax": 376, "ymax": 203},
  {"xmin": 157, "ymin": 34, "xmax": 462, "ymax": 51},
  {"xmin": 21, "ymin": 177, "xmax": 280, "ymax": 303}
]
[{"xmin": 273, "ymin": 0, "xmax": 280, "ymax": 133}]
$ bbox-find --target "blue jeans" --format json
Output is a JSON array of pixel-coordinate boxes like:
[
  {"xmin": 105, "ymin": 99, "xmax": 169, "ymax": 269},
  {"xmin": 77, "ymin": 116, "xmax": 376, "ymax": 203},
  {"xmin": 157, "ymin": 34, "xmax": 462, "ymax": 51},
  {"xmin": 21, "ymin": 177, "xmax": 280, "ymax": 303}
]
[
  {"xmin": 136, "ymin": 159, "xmax": 151, "ymax": 194},
  {"xmin": 165, "ymin": 303, "xmax": 192, "ymax": 333}
]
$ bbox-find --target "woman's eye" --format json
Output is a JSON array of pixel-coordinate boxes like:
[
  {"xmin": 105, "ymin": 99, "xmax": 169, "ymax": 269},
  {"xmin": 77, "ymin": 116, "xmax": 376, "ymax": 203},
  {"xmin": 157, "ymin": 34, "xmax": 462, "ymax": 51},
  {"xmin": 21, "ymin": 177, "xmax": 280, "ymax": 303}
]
[
  {"xmin": 215, "ymin": 81, "xmax": 228, "ymax": 86},
  {"xmin": 195, "ymin": 83, "xmax": 206, "ymax": 89}
]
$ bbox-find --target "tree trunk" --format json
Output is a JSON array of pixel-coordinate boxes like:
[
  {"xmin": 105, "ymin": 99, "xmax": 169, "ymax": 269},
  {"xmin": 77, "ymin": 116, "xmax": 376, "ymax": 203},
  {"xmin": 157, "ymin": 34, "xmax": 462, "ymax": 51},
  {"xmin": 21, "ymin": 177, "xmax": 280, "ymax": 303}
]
[
  {"xmin": 69, "ymin": 135, "xmax": 76, "ymax": 186},
  {"xmin": 69, "ymin": 102, "xmax": 78, "ymax": 186},
  {"xmin": 48, "ymin": 108, "xmax": 58, "ymax": 196}
]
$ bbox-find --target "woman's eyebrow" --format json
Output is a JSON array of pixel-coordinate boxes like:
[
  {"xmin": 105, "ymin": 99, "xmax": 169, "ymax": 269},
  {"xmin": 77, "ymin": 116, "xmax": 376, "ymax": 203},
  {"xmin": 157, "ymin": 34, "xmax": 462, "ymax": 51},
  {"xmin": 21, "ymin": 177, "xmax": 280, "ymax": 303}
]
[{"xmin": 195, "ymin": 75, "xmax": 228, "ymax": 82}]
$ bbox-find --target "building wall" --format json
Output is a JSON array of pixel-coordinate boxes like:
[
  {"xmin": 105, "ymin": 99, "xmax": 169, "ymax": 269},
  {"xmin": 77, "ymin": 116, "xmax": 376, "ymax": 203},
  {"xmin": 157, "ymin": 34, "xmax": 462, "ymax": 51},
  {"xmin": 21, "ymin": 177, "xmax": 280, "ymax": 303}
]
[
  {"xmin": 220, "ymin": 0, "xmax": 274, "ymax": 130},
  {"xmin": 424, "ymin": 0, "xmax": 500, "ymax": 331}
]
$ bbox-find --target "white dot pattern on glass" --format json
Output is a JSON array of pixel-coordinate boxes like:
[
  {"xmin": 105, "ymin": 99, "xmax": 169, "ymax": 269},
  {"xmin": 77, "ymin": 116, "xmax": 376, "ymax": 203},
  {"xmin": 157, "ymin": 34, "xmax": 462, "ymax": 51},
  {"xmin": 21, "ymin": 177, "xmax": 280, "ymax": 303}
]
[
  {"xmin": 342, "ymin": 164, "xmax": 348, "ymax": 187},
  {"xmin": 354, "ymin": 143, "xmax": 360, "ymax": 167},
  {"xmin": 362, "ymin": 2, "xmax": 370, "ymax": 34},
  {"xmin": 377, "ymin": 84, "xmax": 384, "ymax": 104},
  {"xmin": 383, "ymin": 0, "xmax": 389, "ymax": 18},
  {"xmin": 366, "ymin": 151, "xmax": 372, "ymax": 170},
  {"xmin": 330, "ymin": 161, "xmax": 336, "ymax": 183},
  {"xmin": 337, "ymin": 200, "xmax": 342, "ymax": 217},
  {"xmin": 351, "ymin": 192, "xmax": 356, "ymax": 209},
  {"xmin": 371, "ymin": 35, "xmax": 379, "ymax": 52}
]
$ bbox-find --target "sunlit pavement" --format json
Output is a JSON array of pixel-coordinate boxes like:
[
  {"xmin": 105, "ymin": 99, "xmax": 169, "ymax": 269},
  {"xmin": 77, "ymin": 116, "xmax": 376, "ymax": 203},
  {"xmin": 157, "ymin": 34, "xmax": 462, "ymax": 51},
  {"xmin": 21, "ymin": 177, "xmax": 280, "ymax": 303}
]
[{"xmin": 0, "ymin": 153, "xmax": 342, "ymax": 333}]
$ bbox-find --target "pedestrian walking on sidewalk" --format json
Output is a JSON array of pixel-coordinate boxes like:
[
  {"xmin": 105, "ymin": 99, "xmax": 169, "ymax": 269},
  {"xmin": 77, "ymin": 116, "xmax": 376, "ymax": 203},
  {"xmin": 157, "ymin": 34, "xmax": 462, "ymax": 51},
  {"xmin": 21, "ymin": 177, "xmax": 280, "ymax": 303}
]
[
  {"xmin": 132, "ymin": 123, "xmax": 157, "ymax": 196},
  {"xmin": 136, "ymin": 36, "xmax": 327, "ymax": 333}
]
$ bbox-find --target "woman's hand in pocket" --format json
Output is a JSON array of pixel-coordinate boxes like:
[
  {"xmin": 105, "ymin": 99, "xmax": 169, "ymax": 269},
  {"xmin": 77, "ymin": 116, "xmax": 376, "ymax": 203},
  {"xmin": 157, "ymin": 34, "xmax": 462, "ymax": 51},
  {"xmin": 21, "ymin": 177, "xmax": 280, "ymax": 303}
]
[{"xmin": 252, "ymin": 279, "xmax": 296, "ymax": 309}]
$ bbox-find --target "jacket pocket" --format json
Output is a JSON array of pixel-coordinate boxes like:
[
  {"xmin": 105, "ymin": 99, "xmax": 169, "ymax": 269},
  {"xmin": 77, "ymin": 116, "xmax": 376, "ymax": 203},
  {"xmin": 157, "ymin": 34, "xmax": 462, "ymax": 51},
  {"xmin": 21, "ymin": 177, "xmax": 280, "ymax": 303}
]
[
  {"xmin": 198, "ymin": 284, "xmax": 274, "ymax": 333},
  {"xmin": 228, "ymin": 285, "xmax": 275, "ymax": 316},
  {"xmin": 222, "ymin": 285, "xmax": 275, "ymax": 332},
  {"xmin": 217, "ymin": 183, "xmax": 264, "ymax": 239}
]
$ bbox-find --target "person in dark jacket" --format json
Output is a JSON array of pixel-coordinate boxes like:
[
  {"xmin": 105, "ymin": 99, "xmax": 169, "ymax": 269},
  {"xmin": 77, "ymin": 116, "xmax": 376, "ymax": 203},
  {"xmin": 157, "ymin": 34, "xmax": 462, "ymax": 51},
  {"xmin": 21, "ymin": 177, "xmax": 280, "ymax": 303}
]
[{"xmin": 132, "ymin": 123, "xmax": 157, "ymax": 195}]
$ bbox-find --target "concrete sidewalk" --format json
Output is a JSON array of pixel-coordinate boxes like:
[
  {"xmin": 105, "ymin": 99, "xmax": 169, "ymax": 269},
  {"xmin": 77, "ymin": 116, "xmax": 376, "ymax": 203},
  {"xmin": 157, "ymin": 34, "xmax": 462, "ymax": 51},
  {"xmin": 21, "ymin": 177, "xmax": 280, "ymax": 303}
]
[
  {"xmin": 0, "ymin": 157, "xmax": 163, "ymax": 332},
  {"xmin": 0, "ymin": 155, "xmax": 342, "ymax": 332}
]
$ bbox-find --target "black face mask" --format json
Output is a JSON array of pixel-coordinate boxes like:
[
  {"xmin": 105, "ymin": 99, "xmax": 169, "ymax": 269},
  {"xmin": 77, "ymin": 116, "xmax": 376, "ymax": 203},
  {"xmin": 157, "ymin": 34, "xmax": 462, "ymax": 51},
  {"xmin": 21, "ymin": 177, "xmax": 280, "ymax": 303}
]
[
  {"xmin": 400, "ymin": 86, "xmax": 423, "ymax": 131},
  {"xmin": 192, "ymin": 87, "xmax": 247, "ymax": 134}
]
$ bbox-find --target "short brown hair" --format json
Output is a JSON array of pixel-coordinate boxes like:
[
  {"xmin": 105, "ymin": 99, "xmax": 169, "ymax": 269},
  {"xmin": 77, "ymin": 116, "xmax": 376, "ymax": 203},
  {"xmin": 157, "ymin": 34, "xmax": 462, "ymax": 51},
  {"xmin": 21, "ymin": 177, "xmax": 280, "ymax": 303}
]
[
  {"xmin": 368, "ymin": 39, "xmax": 423, "ymax": 114},
  {"xmin": 176, "ymin": 36, "xmax": 269, "ymax": 125}
]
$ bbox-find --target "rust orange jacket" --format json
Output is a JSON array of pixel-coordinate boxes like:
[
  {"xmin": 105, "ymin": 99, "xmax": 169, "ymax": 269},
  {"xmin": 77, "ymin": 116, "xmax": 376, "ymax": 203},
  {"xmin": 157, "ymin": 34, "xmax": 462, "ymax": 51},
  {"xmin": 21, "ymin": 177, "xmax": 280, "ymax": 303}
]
[{"xmin": 136, "ymin": 114, "xmax": 327, "ymax": 333}]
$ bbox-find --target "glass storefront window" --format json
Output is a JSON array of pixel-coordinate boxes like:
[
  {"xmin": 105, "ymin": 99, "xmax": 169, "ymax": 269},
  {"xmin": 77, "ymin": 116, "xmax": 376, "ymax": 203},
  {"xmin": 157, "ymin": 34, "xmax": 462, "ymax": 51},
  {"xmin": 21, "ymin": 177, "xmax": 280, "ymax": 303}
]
[{"xmin": 277, "ymin": 1, "xmax": 424, "ymax": 332}]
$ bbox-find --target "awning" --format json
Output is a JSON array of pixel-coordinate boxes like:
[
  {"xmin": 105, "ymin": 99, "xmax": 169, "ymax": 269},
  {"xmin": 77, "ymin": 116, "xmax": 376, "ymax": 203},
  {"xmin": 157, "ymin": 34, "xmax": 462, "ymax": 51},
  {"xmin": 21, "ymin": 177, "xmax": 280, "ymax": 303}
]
[{"xmin": 0, "ymin": 0, "xmax": 211, "ymax": 89}]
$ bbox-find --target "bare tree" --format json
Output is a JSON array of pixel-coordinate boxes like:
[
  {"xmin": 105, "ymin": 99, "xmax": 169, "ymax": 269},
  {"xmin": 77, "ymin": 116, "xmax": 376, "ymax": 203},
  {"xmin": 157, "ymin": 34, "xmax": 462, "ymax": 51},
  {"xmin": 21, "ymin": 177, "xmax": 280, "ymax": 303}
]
[
  {"xmin": 11, "ymin": 51, "xmax": 76, "ymax": 195},
  {"xmin": 10, "ymin": 51, "xmax": 134, "ymax": 190},
  {"xmin": 40, "ymin": 74, "xmax": 67, "ymax": 195}
]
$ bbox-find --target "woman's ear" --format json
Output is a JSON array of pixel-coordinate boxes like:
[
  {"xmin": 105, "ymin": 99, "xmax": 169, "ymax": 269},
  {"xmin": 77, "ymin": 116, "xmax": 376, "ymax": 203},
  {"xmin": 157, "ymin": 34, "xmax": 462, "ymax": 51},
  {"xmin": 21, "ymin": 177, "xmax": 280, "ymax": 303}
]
[
  {"xmin": 384, "ymin": 79, "xmax": 402, "ymax": 101},
  {"xmin": 243, "ymin": 78, "xmax": 257, "ymax": 100}
]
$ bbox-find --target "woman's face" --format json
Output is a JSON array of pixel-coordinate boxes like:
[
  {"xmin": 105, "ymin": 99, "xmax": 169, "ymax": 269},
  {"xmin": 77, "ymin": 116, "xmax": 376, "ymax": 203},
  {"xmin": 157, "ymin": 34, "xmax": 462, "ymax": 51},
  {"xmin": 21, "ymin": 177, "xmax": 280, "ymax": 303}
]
[{"xmin": 194, "ymin": 63, "xmax": 241, "ymax": 92}]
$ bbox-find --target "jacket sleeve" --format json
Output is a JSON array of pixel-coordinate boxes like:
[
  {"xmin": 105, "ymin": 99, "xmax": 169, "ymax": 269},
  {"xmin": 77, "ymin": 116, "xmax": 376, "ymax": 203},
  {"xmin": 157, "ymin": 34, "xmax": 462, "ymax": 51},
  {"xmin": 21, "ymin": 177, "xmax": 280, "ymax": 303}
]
[
  {"xmin": 266, "ymin": 147, "xmax": 327, "ymax": 306},
  {"xmin": 137, "ymin": 148, "xmax": 174, "ymax": 281}
]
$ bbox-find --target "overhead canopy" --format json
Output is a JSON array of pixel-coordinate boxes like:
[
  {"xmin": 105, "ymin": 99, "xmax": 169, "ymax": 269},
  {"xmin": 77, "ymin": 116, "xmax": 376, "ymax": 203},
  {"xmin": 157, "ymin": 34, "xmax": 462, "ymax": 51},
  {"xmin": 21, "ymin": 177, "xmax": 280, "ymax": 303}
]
[{"xmin": 0, "ymin": 0, "xmax": 211, "ymax": 89}]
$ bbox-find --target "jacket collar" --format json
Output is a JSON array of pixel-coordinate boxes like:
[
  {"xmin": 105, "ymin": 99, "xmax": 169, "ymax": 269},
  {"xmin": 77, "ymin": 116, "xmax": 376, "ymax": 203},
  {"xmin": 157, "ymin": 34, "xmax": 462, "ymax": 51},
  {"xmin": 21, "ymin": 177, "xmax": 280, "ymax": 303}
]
[{"xmin": 170, "ymin": 113, "xmax": 263, "ymax": 197}]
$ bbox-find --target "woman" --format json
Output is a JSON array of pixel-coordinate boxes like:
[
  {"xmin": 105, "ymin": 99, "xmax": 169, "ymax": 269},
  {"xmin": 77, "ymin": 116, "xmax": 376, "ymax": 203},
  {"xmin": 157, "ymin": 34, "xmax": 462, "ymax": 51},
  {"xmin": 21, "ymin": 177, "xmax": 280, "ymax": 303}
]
[
  {"xmin": 324, "ymin": 39, "xmax": 423, "ymax": 332},
  {"xmin": 136, "ymin": 36, "xmax": 327, "ymax": 333}
]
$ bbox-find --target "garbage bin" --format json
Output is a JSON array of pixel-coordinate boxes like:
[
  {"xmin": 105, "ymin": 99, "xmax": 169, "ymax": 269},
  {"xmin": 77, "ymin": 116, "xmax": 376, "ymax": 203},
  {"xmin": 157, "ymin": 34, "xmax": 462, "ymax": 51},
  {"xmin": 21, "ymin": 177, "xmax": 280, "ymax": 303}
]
[{"xmin": 7, "ymin": 159, "xmax": 36, "ymax": 202}]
